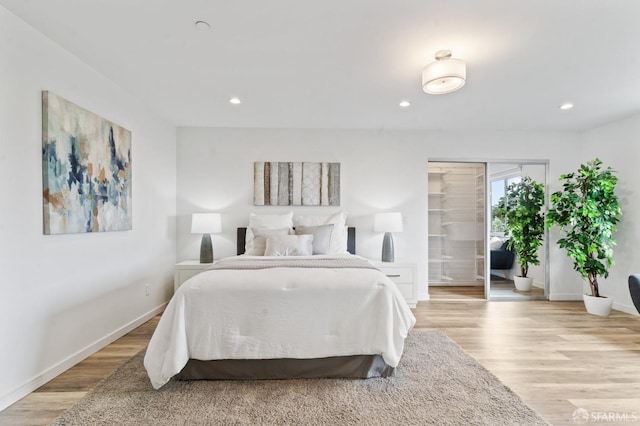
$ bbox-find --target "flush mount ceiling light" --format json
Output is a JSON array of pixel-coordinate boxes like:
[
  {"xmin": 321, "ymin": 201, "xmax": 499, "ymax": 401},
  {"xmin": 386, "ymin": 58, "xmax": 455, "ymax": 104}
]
[
  {"xmin": 229, "ymin": 97, "xmax": 241, "ymax": 105},
  {"xmin": 559, "ymin": 102, "xmax": 574, "ymax": 110},
  {"xmin": 422, "ymin": 50, "xmax": 466, "ymax": 95},
  {"xmin": 399, "ymin": 100, "xmax": 411, "ymax": 108}
]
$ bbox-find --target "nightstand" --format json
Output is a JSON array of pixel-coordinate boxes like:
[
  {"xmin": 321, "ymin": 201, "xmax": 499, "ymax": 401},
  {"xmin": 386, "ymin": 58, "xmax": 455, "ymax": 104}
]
[
  {"xmin": 374, "ymin": 261, "xmax": 417, "ymax": 308},
  {"xmin": 174, "ymin": 261, "xmax": 212, "ymax": 293}
]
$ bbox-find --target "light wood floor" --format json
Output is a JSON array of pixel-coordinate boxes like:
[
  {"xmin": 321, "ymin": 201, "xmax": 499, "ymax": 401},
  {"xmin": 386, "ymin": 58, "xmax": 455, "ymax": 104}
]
[
  {"xmin": 1, "ymin": 301, "xmax": 639, "ymax": 426},
  {"xmin": 430, "ymin": 283, "xmax": 546, "ymax": 300},
  {"xmin": 430, "ymin": 285, "xmax": 486, "ymax": 300}
]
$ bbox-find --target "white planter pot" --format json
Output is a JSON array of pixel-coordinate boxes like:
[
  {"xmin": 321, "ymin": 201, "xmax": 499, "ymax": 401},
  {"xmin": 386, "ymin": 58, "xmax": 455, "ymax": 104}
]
[
  {"xmin": 513, "ymin": 276, "xmax": 533, "ymax": 291},
  {"xmin": 583, "ymin": 294, "xmax": 613, "ymax": 316}
]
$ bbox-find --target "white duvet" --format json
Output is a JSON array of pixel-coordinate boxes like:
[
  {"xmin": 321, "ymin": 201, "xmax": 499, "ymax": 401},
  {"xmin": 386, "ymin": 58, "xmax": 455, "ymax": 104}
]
[{"xmin": 144, "ymin": 254, "xmax": 416, "ymax": 389}]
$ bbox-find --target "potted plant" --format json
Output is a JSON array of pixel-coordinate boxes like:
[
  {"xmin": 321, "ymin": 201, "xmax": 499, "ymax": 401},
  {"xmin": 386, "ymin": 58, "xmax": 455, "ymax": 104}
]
[
  {"xmin": 496, "ymin": 176, "xmax": 546, "ymax": 291},
  {"xmin": 546, "ymin": 158, "xmax": 622, "ymax": 316}
]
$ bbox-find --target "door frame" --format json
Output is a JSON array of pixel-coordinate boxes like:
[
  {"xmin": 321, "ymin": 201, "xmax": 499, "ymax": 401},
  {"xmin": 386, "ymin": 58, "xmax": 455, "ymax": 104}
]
[{"xmin": 428, "ymin": 158, "xmax": 550, "ymax": 300}]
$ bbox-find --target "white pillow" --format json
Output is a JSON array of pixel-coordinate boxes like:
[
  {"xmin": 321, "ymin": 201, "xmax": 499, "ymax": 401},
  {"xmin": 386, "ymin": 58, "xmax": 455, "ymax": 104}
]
[
  {"xmin": 293, "ymin": 212, "xmax": 348, "ymax": 254},
  {"xmin": 295, "ymin": 224, "xmax": 334, "ymax": 255},
  {"xmin": 264, "ymin": 234, "xmax": 314, "ymax": 256},
  {"xmin": 246, "ymin": 227, "xmax": 292, "ymax": 255},
  {"xmin": 490, "ymin": 236, "xmax": 505, "ymax": 250},
  {"xmin": 245, "ymin": 212, "xmax": 294, "ymax": 253}
]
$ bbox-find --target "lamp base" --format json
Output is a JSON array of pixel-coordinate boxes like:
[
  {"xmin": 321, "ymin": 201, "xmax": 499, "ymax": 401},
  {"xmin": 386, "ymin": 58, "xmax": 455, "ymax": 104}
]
[
  {"xmin": 200, "ymin": 233, "xmax": 213, "ymax": 263},
  {"xmin": 381, "ymin": 232, "xmax": 394, "ymax": 262}
]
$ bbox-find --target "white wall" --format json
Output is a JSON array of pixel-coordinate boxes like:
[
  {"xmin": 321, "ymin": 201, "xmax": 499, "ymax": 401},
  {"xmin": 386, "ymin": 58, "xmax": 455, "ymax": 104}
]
[
  {"xmin": 582, "ymin": 113, "xmax": 640, "ymax": 315},
  {"xmin": 176, "ymin": 127, "xmax": 583, "ymax": 302},
  {"xmin": 0, "ymin": 7, "xmax": 177, "ymax": 409}
]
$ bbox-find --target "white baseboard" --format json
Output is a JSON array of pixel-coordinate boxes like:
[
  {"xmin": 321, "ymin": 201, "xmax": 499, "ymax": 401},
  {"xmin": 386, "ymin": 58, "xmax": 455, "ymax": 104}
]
[
  {"xmin": 0, "ymin": 303, "xmax": 167, "ymax": 412},
  {"xmin": 547, "ymin": 296, "xmax": 638, "ymax": 316},
  {"xmin": 418, "ymin": 288, "xmax": 430, "ymax": 301},
  {"xmin": 548, "ymin": 294, "xmax": 583, "ymax": 301},
  {"xmin": 612, "ymin": 301, "xmax": 639, "ymax": 316}
]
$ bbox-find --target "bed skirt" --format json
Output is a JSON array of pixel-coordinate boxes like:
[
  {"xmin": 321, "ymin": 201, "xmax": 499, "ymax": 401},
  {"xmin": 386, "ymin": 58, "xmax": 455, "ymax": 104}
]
[{"xmin": 176, "ymin": 355, "xmax": 395, "ymax": 380}]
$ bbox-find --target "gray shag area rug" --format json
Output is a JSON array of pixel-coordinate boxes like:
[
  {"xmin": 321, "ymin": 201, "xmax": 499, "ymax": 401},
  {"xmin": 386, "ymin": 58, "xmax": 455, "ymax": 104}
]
[{"xmin": 52, "ymin": 330, "xmax": 548, "ymax": 425}]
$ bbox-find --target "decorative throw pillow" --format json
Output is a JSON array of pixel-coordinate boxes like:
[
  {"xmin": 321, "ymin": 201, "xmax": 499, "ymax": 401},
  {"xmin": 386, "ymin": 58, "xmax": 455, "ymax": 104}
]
[
  {"xmin": 246, "ymin": 227, "xmax": 292, "ymax": 255},
  {"xmin": 264, "ymin": 234, "xmax": 314, "ymax": 256},
  {"xmin": 293, "ymin": 212, "xmax": 348, "ymax": 254},
  {"xmin": 245, "ymin": 212, "xmax": 294, "ymax": 253},
  {"xmin": 295, "ymin": 224, "xmax": 334, "ymax": 255},
  {"xmin": 490, "ymin": 236, "xmax": 506, "ymax": 250}
]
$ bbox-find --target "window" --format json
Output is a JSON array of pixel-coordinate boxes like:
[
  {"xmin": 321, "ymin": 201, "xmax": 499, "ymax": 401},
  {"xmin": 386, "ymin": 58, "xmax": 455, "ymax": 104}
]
[{"xmin": 490, "ymin": 172, "xmax": 521, "ymax": 234}]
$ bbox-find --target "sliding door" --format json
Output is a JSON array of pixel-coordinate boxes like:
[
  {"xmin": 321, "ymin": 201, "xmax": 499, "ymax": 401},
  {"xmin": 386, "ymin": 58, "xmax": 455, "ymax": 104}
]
[
  {"xmin": 428, "ymin": 160, "xmax": 549, "ymax": 301},
  {"xmin": 487, "ymin": 162, "xmax": 548, "ymax": 300},
  {"xmin": 428, "ymin": 162, "xmax": 485, "ymax": 290}
]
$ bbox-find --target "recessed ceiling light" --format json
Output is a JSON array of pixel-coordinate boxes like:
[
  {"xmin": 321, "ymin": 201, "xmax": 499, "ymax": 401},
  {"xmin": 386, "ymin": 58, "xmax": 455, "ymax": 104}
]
[
  {"xmin": 229, "ymin": 97, "xmax": 241, "ymax": 105},
  {"xmin": 194, "ymin": 20, "xmax": 211, "ymax": 31},
  {"xmin": 559, "ymin": 102, "xmax": 574, "ymax": 110},
  {"xmin": 399, "ymin": 100, "xmax": 411, "ymax": 108}
]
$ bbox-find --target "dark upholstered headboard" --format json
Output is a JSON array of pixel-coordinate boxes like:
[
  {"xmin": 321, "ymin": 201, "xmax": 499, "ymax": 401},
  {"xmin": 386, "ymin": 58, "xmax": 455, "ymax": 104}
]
[{"xmin": 237, "ymin": 227, "xmax": 356, "ymax": 255}]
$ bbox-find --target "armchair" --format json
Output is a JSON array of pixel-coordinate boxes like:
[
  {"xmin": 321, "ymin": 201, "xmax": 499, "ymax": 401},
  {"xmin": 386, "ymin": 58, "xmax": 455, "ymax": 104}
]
[
  {"xmin": 490, "ymin": 239, "xmax": 515, "ymax": 278},
  {"xmin": 629, "ymin": 275, "xmax": 640, "ymax": 314}
]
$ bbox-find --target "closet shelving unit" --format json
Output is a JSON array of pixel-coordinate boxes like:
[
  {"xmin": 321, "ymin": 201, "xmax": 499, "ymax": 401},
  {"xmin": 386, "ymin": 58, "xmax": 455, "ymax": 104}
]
[
  {"xmin": 428, "ymin": 163, "xmax": 485, "ymax": 286},
  {"xmin": 428, "ymin": 169, "xmax": 448, "ymax": 283}
]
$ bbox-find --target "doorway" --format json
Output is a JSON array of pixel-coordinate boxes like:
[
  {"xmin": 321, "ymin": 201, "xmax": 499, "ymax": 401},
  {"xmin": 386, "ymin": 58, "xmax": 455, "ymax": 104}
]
[
  {"xmin": 428, "ymin": 160, "xmax": 549, "ymax": 301},
  {"xmin": 428, "ymin": 162, "xmax": 486, "ymax": 300}
]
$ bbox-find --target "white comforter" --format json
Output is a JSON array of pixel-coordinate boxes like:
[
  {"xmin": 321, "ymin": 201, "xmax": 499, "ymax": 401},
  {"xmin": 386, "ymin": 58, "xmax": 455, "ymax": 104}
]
[{"xmin": 144, "ymin": 254, "xmax": 416, "ymax": 389}]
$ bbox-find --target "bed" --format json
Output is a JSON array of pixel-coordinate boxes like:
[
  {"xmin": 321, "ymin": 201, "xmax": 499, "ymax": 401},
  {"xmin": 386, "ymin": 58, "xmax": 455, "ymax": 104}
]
[{"xmin": 144, "ymin": 212, "xmax": 416, "ymax": 389}]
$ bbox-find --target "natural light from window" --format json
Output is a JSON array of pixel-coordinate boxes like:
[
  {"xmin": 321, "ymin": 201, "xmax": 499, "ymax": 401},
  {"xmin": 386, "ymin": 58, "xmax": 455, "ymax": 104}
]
[{"xmin": 491, "ymin": 175, "xmax": 521, "ymax": 234}]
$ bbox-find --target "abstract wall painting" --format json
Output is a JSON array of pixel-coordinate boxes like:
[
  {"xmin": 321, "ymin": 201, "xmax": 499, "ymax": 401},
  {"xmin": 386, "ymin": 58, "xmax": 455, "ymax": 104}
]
[
  {"xmin": 254, "ymin": 162, "xmax": 340, "ymax": 206},
  {"xmin": 42, "ymin": 91, "xmax": 132, "ymax": 234}
]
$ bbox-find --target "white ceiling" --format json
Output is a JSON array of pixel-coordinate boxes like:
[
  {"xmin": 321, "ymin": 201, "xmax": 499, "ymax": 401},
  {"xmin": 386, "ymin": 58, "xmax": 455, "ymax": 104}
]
[{"xmin": 2, "ymin": 0, "xmax": 640, "ymax": 131}]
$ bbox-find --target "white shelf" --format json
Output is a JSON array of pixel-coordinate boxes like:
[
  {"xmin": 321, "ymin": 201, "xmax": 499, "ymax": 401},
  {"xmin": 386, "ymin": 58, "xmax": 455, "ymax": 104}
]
[{"xmin": 429, "ymin": 255, "xmax": 454, "ymax": 264}]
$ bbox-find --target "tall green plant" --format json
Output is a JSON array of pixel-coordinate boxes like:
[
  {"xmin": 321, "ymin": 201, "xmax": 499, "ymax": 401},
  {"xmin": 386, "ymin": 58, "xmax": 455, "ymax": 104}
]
[
  {"xmin": 546, "ymin": 158, "xmax": 622, "ymax": 298},
  {"xmin": 496, "ymin": 176, "xmax": 545, "ymax": 278}
]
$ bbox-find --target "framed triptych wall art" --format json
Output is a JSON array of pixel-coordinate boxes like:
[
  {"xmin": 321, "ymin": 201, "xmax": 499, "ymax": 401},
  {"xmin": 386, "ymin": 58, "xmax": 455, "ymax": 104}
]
[
  {"xmin": 42, "ymin": 91, "xmax": 132, "ymax": 234},
  {"xmin": 254, "ymin": 162, "xmax": 340, "ymax": 206}
]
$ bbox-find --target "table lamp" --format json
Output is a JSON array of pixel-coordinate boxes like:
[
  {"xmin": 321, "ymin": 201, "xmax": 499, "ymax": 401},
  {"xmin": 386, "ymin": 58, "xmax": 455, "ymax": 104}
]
[
  {"xmin": 374, "ymin": 212, "xmax": 403, "ymax": 262},
  {"xmin": 191, "ymin": 213, "xmax": 222, "ymax": 263}
]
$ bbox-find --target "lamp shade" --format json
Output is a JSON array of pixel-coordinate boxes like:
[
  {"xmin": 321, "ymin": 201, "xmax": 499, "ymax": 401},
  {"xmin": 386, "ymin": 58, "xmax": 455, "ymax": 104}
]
[
  {"xmin": 374, "ymin": 212, "xmax": 403, "ymax": 233},
  {"xmin": 422, "ymin": 50, "xmax": 466, "ymax": 95},
  {"xmin": 191, "ymin": 213, "xmax": 222, "ymax": 234}
]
